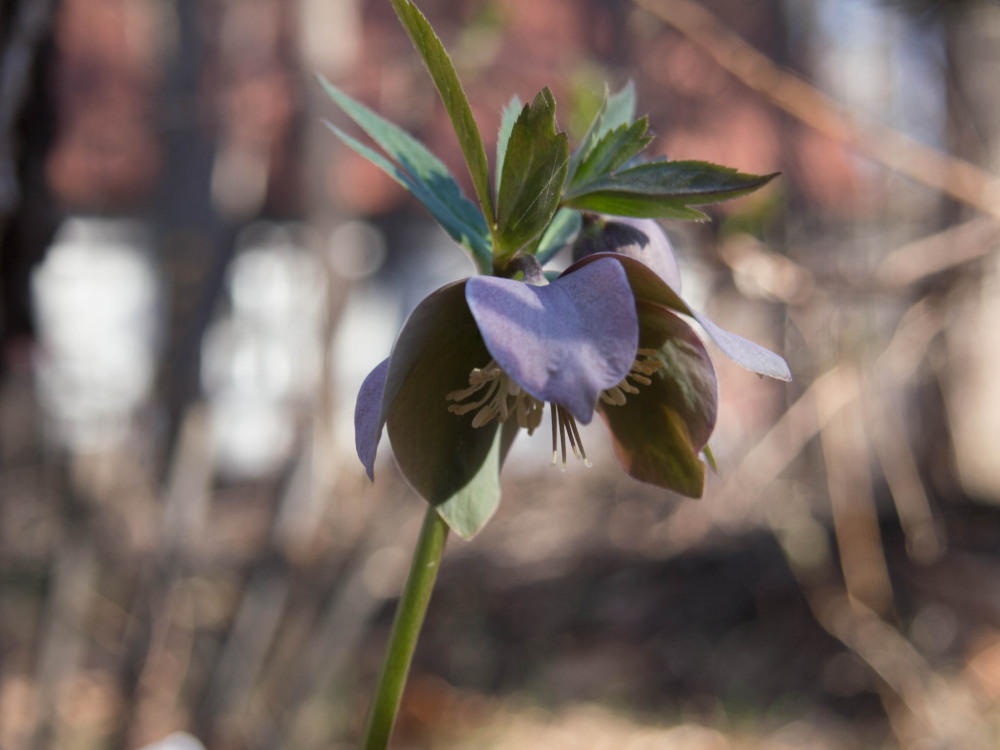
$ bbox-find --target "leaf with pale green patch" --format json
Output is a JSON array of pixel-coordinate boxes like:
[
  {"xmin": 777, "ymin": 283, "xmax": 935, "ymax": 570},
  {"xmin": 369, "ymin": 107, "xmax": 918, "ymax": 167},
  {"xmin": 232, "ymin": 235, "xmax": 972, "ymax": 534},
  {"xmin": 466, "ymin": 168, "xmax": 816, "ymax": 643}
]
[
  {"xmin": 565, "ymin": 194, "xmax": 712, "ymax": 220},
  {"xmin": 494, "ymin": 89, "xmax": 569, "ymax": 261},
  {"xmin": 433, "ymin": 423, "xmax": 508, "ymax": 539},
  {"xmin": 564, "ymin": 160, "xmax": 779, "ymax": 219},
  {"xmin": 495, "ymin": 94, "xmax": 522, "ymax": 196},
  {"xmin": 389, "ymin": 0, "xmax": 495, "ymax": 223},
  {"xmin": 568, "ymin": 81, "xmax": 638, "ymax": 182},
  {"xmin": 602, "ymin": 80, "xmax": 638, "ymax": 133}
]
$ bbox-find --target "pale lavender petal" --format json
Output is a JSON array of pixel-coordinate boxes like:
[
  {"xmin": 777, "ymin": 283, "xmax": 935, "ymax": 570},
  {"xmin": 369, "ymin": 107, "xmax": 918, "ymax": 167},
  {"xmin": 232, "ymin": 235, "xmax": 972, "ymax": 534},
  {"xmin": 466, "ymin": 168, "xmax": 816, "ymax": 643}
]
[
  {"xmin": 465, "ymin": 257, "xmax": 638, "ymax": 423},
  {"xmin": 355, "ymin": 358, "xmax": 389, "ymax": 480},
  {"xmin": 689, "ymin": 309, "xmax": 792, "ymax": 381},
  {"xmin": 564, "ymin": 253, "xmax": 792, "ymax": 381},
  {"xmin": 573, "ymin": 215, "xmax": 682, "ymax": 292}
]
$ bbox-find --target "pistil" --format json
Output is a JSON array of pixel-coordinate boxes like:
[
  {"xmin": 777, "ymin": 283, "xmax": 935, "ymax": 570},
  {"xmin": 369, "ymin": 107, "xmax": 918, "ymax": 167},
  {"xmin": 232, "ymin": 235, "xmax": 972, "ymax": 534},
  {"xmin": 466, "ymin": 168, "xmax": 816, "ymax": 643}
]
[{"xmin": 551, "ymin": 405, "xmax": 591, "ymax": 469}]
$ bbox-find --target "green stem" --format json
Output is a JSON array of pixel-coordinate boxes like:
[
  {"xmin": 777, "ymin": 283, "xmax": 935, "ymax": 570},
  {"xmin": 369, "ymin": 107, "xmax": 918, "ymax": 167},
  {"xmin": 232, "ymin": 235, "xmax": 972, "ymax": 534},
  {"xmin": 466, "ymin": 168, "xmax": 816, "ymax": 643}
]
[{"xmin": 360, "ymin": 505, "xmax": 449, "ymax": 750}]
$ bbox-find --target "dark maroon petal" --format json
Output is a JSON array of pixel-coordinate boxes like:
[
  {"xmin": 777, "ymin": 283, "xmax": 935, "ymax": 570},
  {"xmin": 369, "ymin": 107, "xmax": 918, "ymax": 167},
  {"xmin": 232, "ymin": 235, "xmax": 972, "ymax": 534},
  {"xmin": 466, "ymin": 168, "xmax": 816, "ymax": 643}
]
[
  {"xmin": 465, "ymin": 257, "xmax": 638, "ymax": 424},
  {"xmin": 573, "ymin": 215, "xmax": 682, "ymax": 292},
  {"xmin": 379, "ymin": 281, "xmax": 506, "ymax": 521},
  {"xmin": 355, "ymin": 357, "xmax": 389, "ymax": 480},
  {"xmin": 354, "ymin": 281, "xmax": 496, "ymax": 499},
  {"xmin": 599, "ymin": 302, "xmax": 718, "ymax": 497}
]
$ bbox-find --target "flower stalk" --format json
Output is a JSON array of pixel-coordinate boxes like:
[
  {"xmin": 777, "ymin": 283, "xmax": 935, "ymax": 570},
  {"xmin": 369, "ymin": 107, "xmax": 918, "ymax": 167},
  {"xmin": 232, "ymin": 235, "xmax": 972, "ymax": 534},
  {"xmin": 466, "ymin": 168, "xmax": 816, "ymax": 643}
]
[{"xmin": 359, "ymin": 506, "xmax": 449, "ymax": 750}]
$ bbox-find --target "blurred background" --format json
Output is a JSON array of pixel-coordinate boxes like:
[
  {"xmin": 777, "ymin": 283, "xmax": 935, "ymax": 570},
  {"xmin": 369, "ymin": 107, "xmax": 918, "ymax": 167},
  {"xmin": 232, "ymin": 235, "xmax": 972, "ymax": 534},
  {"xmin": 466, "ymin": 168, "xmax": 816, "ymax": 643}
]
[{"xmin": 3, "ymin": 0, "xmax": 1000, "ymax": 748}]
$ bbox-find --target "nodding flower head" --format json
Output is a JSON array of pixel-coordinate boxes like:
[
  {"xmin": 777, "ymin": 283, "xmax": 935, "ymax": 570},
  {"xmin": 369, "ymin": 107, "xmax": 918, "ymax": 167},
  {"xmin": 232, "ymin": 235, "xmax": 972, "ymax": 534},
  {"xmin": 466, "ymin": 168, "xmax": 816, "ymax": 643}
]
[{"xmin": 355, "ymin": 217, "xmax": 789, "ymax": 537}]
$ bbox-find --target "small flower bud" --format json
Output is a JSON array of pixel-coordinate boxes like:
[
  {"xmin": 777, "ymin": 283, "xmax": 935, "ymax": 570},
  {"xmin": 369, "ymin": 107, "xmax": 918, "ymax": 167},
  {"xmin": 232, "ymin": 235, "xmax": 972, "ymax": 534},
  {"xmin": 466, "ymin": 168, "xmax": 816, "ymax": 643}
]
[{"xmin": 573, "ymin": 214, "xmax": 682, "ymax": 292}]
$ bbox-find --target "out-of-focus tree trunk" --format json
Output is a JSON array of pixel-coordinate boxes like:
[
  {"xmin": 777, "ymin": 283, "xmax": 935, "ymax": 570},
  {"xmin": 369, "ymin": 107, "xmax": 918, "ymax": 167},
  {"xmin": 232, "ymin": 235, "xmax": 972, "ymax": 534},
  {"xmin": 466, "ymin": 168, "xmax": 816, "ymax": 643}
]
[
  {"xmin": 0, "ymin": 0, "xmax": 58, "ymax": 375},
  {"xmin": 153, "ymin": 0, "xmax": 237, "ymax": 469},
  {"xmin": 940, "ymin": 1, "xmax": 1000, "ymax": 500},
  {"xmin": 108, "ymin": 3, "xmax": 233, "ymax": 746}
]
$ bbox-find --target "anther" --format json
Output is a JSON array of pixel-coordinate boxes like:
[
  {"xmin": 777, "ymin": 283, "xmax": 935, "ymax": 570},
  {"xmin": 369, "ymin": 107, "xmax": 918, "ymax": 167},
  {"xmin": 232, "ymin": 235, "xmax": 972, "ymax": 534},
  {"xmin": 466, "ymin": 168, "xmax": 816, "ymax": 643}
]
[
  {"xmin": 448, "ymin": 359, "xmax": 544, "ymax": 433},
  {"xmin": 599, "ymin": 348, "xmax": 663, "ymax": 406}
]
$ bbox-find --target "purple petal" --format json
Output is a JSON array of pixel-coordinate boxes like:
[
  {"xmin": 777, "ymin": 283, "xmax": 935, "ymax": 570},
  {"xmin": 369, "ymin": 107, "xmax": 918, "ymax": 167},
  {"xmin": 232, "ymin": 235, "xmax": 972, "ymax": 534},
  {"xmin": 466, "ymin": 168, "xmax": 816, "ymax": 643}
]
[
  {"xmin": 565, "ymin": 253, "xmax": 792, "ymax": 381},
  {"xmin": 573, "ymin": 215, "xmax": 682, "ymax": 292},
  {"xmin": 465, "ymin": 257, "xmax": 638, "ymax": 424},
  {"xmin": 688, "ymin": 308, "xmax": 792, "ymax": 382},
  {"xmin": 355, "ymin": 358, "xmax": 390, "ymax": 480}
]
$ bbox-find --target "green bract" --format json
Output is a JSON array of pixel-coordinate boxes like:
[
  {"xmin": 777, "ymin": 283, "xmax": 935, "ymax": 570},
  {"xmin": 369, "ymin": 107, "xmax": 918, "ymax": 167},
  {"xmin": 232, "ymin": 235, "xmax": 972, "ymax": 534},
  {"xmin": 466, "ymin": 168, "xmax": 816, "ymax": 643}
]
[{"xmin": 494, "ymin": 89, "xmax": 569, "ymax": 265}]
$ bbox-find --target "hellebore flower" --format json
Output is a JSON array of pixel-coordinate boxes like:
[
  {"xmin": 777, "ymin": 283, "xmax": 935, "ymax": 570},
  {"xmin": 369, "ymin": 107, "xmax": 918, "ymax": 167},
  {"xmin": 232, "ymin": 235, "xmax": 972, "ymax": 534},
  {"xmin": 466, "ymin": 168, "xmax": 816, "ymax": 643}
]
[{"xmin": 354, "ymin": 216, "xmax": 788, "ymax": 538}]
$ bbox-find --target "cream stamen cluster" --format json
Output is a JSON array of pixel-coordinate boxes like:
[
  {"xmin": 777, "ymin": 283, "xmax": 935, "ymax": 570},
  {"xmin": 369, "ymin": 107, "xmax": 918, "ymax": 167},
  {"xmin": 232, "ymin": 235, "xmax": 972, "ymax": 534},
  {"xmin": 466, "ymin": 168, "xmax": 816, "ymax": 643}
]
[
  {"xmin": 447, "ymin": 348, "xmax": 664, "ymax": 470},
  {"xmin": 599, "ymin": 349, "xmax": 663, "ymax": 406},
  {"xmin": 446, "ymin": 360, "xmax": 545, "ymax": 430}
]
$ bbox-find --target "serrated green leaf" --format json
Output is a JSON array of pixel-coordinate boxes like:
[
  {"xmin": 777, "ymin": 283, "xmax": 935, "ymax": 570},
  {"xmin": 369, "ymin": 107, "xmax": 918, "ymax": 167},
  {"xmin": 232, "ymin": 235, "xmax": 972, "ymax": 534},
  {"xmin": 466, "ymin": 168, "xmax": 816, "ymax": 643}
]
[
  {"xmin": 566, "ymin": 160, "xmax": 778, "ymax": 203},
  {"xmin": 563, "ymin": 160, "xmax": 778, "ymax": 219},
  {"xmin": 571, "ymin": 117, "xmax": 653, "ymax": 189},
  {"xmin": 324, "ymin": 121, "xmax": 492, "ymax": 270},
  {"xmin": 495, "ymin": 95, "xmax": 522, "ymax": 196},
  {"xmin": 568, "ymin": 88, "xmax": 608, "ymax": 180},
  {"xmin": 564, "ymin": 192, "xmax": 711, "ymax": 220},
  {"xmin": 389, "ymin": 0, "xmax": 495, "ymax": 223},
  {"xmin": 535, "ymin": 208, "xmax": 582, "ymax": 264},
  {"xmin": 568, "ymin": 81, "xmax": 638, "ymax": 183},
  {"xmin": 494, "ymin": 88, "xmax": 569, "ymax": 261}
]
